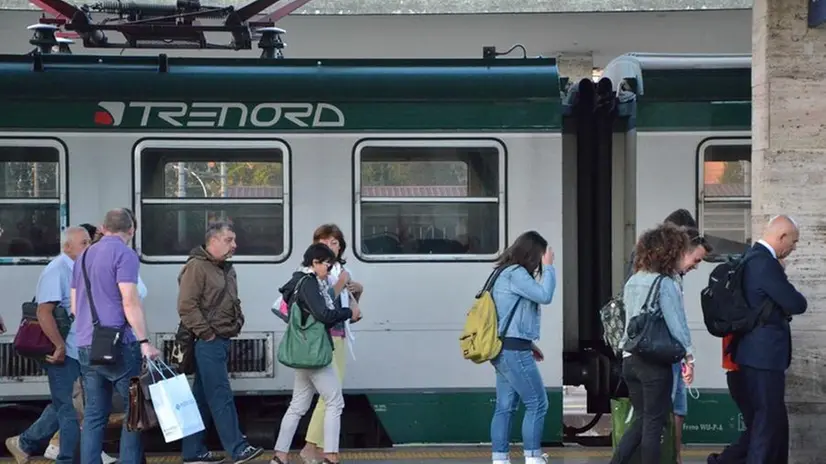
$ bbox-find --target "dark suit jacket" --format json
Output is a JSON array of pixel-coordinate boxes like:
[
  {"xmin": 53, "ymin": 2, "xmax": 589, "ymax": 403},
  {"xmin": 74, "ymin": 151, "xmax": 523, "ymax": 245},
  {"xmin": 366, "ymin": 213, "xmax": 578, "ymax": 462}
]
[{"xmin": 734, "ymin": 242, "xmax": 808, "ymax": 371}]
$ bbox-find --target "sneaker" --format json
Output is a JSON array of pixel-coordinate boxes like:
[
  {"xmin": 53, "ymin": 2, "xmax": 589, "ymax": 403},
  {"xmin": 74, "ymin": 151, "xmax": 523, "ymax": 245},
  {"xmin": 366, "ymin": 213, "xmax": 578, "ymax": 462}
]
[
  {"xmin": 5, "ymin": 436, "xmax": 31, "ymax": 464},
  {"xmin": 184, "ymin": 452, "xmax": 225, "ymax": 464},
  {"xmin": 101, "ymin": 451, "xmax": 118, "ymax": 464},
  {"xmin": 234, "ymin": 446, "xmax": 263, "ymax": 464},
  {"xmin": 525, "ymin": 454, "xmax": 549, "ymax": 464},
  {"xmin": 44, "ymin": 444, "xmax": 59, "ymax": 461}
]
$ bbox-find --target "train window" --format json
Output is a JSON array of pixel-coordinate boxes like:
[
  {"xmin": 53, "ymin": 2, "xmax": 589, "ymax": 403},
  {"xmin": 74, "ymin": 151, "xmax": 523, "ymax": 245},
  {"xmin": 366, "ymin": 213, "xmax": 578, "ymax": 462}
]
[
  {"xmin": 0, "ymin": 143, "xmax": 65, "ymax": 261},
  {"xmin": 698, "ymin": 141, "xmax": 751, "ymax": 261},
  {"xmin": 354, "ymin": 140, "xmax": 505, "ymax": 261},
  {"xmin": 135, "ymin": 140, "xmax": 290, "ymax": 262}
]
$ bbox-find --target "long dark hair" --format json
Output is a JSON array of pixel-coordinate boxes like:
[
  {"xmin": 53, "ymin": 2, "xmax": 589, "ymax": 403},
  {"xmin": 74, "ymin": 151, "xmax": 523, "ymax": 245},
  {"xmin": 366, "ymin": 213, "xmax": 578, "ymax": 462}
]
[{"xmin": 495, "ymin": 230, "xmax": 548, "ymax": 275}]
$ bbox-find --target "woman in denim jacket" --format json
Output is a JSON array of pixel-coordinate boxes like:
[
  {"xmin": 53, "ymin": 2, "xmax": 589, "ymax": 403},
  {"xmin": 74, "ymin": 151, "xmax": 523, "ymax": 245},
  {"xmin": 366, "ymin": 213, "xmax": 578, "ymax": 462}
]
[
  {"xmin": 610, "ymin": 224, "xmax": 696, "ymax": 464},
  {"xmin": 489, "ymin": 231, "xmax": 556, "ymax": 464}
]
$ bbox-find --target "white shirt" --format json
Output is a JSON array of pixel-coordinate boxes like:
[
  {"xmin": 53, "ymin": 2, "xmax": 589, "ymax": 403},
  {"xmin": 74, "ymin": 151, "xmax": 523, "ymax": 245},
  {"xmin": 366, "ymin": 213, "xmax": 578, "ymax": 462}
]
[
  {"xmin": 329, "ymin": 263, "xmax": 357, "ymax": 360},
  {"xmin": 757, "ymin": 239, "xmax": 778, "ymax": 259}
]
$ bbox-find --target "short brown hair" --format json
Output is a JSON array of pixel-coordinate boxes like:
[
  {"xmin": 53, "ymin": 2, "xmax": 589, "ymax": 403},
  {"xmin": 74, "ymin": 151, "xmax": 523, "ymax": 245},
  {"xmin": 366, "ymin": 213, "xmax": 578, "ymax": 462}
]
[
  {"xmin": 633, "ymin": 223, "xmax": 691, "ymax": 275},
  {"xmin": 312, "ymin": 223, "xmax": 346, "ymax": 264}
]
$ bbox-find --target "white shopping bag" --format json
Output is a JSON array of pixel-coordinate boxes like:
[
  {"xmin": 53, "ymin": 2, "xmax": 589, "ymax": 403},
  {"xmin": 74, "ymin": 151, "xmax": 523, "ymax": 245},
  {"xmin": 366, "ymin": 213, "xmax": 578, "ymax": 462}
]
[{"xmin": 146, "ymin": 359, "xmax": 205, "ymax": 443}]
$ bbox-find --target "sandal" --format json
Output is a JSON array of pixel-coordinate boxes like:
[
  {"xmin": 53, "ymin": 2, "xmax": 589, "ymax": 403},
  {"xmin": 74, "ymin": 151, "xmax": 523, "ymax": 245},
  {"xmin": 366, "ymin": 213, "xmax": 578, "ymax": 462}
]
[{"xmin": 299, "ymin": 452, "xmax": 320, "ymax": 464}]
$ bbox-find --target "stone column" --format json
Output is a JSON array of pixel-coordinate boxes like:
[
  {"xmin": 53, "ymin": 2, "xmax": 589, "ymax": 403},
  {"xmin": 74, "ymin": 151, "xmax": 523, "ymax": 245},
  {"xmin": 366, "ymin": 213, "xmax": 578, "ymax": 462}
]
[
  {"xmin": 752, "ymin": 0, "xmax": 826, "ymax": 462},
  {"xmin": 557, "ymin": 52, "xmax": 594, "ymax": 82}
]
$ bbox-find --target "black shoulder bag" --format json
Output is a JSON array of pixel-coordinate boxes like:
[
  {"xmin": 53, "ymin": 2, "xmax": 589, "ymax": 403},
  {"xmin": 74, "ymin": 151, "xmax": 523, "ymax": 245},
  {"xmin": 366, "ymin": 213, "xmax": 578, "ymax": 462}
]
[
  {"xmin": 623, "ymin": 274, "xmax": 687, "ymax": 365},
  {"xmin": 81, "ymin": 248, "xmax": 125, "ymax": 365}
]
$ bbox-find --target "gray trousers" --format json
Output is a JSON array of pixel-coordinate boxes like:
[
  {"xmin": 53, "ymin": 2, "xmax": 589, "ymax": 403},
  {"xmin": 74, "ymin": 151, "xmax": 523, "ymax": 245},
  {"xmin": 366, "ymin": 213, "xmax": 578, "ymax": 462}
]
[{"xmin": 274, "ymin": 364, "xmax": 344, "ymax": 453}]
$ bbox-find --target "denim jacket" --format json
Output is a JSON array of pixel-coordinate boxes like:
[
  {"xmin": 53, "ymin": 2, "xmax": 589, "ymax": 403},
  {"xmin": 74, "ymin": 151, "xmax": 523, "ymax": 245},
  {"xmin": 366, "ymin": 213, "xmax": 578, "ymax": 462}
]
[
  {"xmin": 491, "ymin": 264, "xmax": 556, "ymax": 341},
  {"xmin": 620, "ymin": 271, "xmax": 694, "ymax": 358}
]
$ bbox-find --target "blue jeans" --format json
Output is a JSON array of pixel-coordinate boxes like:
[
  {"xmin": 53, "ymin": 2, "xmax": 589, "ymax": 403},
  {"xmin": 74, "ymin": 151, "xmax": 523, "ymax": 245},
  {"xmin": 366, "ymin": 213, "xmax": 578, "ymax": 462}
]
[
  {"xmin": 182, "ymin": 338, "xmax": 248, "ymax": 460},
  {"xmin": 19, "ymin": 358, "xmax": 81, "ymax": 464},
  {"xmin": 78, "ymin": 343, "xmax": 142, "ymax": 464},
  {"xmin": 671, "ymin": 362, "xmax": 687, "ymax": 416},
  {"xmin": 490, "ymin": 349, "xmax": 548, "ymax": 460}
]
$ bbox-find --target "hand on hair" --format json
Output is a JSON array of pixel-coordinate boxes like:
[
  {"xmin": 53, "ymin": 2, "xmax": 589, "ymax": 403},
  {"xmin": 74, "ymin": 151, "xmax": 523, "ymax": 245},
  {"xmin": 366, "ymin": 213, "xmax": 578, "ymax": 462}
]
[{"xmin": 542, "ymin": 247, "xmax": 554, "ymax": 266}]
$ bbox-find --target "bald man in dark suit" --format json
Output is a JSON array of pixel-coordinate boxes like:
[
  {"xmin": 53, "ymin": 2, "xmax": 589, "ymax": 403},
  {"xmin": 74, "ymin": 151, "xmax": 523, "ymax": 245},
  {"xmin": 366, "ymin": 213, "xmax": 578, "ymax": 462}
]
[{"xmin": 732, "ymin": 215, "xmax": 808, "ymax": 464}]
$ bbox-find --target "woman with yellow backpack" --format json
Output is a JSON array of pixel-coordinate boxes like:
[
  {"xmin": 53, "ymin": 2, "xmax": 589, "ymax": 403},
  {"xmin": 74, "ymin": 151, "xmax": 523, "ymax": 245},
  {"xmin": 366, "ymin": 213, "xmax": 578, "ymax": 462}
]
[{"xmin": 482, "ymin": 231, "xmax": 556, "ymax": 464}]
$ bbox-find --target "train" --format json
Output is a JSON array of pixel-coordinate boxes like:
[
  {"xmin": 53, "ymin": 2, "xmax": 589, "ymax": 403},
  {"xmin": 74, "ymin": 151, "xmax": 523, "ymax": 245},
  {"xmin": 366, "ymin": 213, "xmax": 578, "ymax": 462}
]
[{"xmin": 0, "ymin": 34, "xmax": 751, "ymax": 449}]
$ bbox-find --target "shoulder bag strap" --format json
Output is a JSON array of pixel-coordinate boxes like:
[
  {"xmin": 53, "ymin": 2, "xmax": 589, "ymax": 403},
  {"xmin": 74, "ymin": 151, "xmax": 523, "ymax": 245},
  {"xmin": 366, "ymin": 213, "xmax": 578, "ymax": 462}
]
[
  {"xmin": 641, "ymin": 274, "xmax": 666, "ymax": 314},
  {"xmin": 651, "ymin": 275, "xmax": 667, "ymax": 314},
  {"xmin": 291, "ymin": 274, "xmax": 313, "ymax": 313},
  {"xmin": 81, "ymin": 247, "xmax": 101, "ymax": 327}
]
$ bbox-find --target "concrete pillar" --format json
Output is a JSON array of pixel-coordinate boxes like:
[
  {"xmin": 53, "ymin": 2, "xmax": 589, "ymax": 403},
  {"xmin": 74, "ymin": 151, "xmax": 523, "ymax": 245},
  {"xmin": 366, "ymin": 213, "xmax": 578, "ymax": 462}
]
[
  {"xmin": 557, "ymin": 52, "xmax": 594, "ymax": 82},
  {"xmin": 752, "ymin": 0, "xmax": 826, "ymax": 462}
]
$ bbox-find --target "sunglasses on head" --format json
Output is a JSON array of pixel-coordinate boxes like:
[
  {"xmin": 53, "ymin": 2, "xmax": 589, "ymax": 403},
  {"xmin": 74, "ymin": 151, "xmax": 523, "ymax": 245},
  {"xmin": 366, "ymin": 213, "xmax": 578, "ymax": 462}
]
[
  {"xmin": 314, "ymin": 260, "xmax": 333, "ymax": 269},
  {"xmin": 691, "ymin": 234, "xmax": 708, "ymax": 245}
]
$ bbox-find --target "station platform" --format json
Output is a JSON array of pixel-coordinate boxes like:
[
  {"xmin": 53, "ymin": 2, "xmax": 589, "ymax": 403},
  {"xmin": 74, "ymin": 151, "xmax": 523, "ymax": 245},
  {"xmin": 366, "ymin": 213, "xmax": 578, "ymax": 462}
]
[{"xmin": 1, "ymin": 446, "xmax": 722, "ymax": 463}]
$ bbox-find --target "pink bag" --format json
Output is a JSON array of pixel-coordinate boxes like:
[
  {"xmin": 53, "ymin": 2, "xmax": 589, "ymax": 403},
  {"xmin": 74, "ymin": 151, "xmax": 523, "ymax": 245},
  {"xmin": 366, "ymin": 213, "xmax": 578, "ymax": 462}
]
[{"xmin": 271, "ymin": 297, "xmax": 289, "ymax": 323}]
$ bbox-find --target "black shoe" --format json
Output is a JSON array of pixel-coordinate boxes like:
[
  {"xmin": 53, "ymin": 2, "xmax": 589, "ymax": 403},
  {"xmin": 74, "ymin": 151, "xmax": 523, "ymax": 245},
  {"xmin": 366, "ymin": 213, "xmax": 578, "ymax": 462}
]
[
  {"xmin": 184, "ymin": 452, "xmax": 226, "ymax": 464},
  {"xmin": 234, "ymin": 446, "xmax": 263, "ymax": 464}
]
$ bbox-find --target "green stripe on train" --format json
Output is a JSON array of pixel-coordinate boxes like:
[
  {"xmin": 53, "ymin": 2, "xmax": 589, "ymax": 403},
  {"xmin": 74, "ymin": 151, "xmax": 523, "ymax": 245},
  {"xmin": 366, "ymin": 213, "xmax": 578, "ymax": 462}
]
[
  {"xmin": 366, "ymin": 390, "xmax": 564, "ymax": 444},
  {"xmin": 682, "ymin": 390, "xmax": 744, "ymax": 444},
  {"xmin": 365, "ymin": 389, "xmax": 741, "ymax": 445}
]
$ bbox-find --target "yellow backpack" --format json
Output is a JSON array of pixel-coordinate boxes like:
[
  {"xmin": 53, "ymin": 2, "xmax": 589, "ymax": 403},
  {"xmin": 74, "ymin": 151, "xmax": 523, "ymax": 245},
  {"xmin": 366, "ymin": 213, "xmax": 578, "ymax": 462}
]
[{"xmin": 460, "ymin": 267, "xmax": 517, "ymax": 364}]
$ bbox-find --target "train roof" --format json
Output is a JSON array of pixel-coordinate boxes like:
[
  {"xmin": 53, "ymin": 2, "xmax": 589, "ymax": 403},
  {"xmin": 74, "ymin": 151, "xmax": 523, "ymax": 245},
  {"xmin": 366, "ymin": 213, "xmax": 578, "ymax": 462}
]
[
  {"xmin": 0, "ymin": 54, "xmax": 562, "ymax": 132},
  {"xmin": 604, "ymin": 53, "xmax": 751, "ymax": 131}
]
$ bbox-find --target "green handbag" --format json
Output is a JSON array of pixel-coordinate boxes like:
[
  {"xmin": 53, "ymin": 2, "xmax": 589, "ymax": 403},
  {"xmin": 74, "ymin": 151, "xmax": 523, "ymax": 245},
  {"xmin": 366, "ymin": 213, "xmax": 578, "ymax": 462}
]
[
  {"xmin": 611, "ymin": 397, "xmax": 677, "ymax": 464},
  {"xmin": 276, "ymin": 277, "xmax": 334, "ymax": 369}
]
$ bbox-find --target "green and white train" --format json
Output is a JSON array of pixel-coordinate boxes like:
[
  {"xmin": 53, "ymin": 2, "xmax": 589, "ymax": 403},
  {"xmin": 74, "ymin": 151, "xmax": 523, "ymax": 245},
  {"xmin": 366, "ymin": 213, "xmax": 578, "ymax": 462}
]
[{"xmin": 0, "ymin": 49, "xmax": 751, "ymax": 447}]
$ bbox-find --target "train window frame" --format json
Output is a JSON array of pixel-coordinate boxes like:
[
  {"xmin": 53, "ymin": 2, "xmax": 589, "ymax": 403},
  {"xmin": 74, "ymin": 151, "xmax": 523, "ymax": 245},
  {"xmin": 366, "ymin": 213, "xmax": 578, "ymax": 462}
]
[
  {"xmin": 0, "ymin": 138, "xmax": 68, "ymax": 264},
  {"xmin": 353, "ymin": 138, "xmax": 507, "ymax": 263},
  {"xmin": 133, "ymin": 139, "xmax": 291, "ymax": 264},
  {"xmin": 696, "ymin": 137, "xmax": 752, "ymax": 263}
]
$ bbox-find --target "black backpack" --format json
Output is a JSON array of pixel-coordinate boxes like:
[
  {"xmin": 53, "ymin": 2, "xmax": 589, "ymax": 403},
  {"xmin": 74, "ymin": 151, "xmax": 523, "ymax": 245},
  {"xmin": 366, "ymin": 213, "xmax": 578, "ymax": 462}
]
[{"xmin": 700, "ymin": 253, "xmax": 773, "ymax": 338}]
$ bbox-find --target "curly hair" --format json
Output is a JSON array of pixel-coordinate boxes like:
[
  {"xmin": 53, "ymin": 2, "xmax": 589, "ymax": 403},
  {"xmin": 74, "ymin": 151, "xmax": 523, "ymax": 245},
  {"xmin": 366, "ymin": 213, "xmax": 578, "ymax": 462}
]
[{"xmin": 633, "ymin": 223, "xmax": 691, "ymax": 275}]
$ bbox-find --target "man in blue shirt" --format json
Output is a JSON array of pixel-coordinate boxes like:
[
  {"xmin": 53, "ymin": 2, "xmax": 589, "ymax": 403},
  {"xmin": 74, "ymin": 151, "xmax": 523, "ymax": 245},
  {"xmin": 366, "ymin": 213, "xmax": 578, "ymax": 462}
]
[{"xmin": 5, "ymin": 226, "xmax": 91, "ymax": 464}]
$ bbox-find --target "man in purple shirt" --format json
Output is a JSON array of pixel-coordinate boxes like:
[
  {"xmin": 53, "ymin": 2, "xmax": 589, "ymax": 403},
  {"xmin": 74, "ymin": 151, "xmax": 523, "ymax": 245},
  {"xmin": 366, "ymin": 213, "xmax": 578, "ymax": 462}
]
[{"xmin": 70, "ymin": 208, "xmax": 160, "ymax": 464}]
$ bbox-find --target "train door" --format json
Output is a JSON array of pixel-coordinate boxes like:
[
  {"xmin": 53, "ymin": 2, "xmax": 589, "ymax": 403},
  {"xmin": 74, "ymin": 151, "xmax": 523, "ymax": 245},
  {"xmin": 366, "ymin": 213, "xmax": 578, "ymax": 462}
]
[{"xmin": 560, "ymin": 76, "xmax": 636, "ymax": 428}]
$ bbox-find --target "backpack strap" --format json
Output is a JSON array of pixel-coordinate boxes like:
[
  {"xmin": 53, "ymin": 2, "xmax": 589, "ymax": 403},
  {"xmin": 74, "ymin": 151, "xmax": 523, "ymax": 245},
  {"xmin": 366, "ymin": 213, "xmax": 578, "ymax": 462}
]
[
  {"xmin": 497, "ymin": 296, "xmax": 523, "ymax": 338},
  {"xmin": 476, "ymin": 266, "xmax": 506, "ymax": 299}
]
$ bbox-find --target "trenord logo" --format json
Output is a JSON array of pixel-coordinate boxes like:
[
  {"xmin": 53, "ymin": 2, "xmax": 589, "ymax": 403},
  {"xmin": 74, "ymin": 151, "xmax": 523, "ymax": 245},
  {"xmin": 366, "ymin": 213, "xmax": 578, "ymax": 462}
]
[{"xmin": 94, "ymin": 101, "xmax": 346, "ymax": 128}]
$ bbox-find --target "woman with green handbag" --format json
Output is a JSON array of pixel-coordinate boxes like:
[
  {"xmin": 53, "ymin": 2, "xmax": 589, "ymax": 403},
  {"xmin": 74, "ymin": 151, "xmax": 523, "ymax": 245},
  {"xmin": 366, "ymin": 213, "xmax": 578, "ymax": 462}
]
[{"xmin": 271, "ymin": 243, "xmax": 362, "ymax": 464}]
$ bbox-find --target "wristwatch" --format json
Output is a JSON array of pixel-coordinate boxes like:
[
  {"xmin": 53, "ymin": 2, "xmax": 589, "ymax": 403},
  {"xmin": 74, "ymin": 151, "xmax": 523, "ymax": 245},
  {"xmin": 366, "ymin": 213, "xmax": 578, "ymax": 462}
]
[{"xmin": 138, "ymin": 339, "xmax": 149, "ymax": 345}]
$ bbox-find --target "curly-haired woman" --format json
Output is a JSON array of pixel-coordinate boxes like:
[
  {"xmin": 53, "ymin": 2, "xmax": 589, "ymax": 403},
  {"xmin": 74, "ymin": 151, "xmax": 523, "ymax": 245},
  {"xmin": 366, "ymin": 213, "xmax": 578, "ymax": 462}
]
[{"xmin": 610, "ymin": 223, "xmax": 696, "ymax": 464}]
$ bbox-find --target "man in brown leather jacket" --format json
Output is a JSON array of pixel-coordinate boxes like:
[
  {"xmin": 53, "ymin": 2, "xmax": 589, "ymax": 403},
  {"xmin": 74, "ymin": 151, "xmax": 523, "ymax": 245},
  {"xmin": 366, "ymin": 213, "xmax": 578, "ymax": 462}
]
[{"xmin": 176, "ymin": 221, "xmax": 263, "ymax": 464}]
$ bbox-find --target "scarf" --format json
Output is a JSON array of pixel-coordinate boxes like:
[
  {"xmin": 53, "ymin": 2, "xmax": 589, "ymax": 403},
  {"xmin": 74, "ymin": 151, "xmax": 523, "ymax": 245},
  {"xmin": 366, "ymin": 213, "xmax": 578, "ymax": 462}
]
[{"xmin": 299, "ymin": 267, "xmax": 335, "ymax": 310}]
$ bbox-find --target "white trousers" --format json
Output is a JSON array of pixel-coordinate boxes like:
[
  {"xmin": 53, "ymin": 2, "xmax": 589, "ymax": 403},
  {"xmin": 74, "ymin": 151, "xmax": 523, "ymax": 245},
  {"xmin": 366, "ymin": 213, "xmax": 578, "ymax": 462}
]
[{"xmin": 274, "ymin": 364, "xmax": 344, "ymax": 453}]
